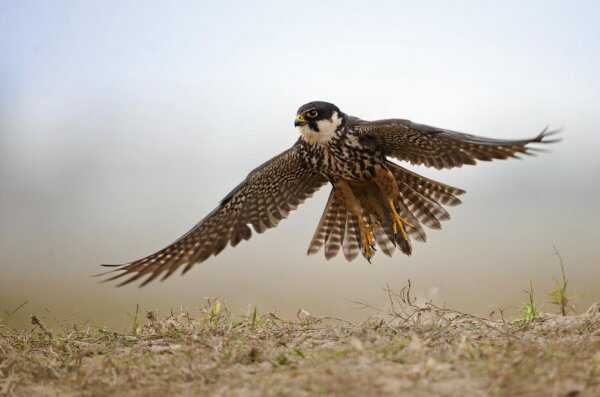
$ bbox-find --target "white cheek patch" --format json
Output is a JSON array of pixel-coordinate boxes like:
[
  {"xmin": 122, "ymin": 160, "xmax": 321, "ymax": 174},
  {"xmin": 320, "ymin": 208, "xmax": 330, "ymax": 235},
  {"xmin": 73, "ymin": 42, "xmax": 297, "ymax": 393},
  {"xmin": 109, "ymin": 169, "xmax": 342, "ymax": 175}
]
[
  {"xmin": 298, "ymin": 111, "xmax": 343, "ymax": 145},
  {"xmin": 298, "ymin": 125, "xmax": 321, "ymax": 144}
]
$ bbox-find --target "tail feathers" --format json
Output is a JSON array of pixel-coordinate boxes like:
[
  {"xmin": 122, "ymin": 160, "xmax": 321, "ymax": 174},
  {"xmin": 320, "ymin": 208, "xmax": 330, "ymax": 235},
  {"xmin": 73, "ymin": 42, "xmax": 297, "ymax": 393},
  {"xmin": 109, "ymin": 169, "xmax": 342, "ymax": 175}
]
[
  {"xmin": 387, "ymin": 160, "xmax": 462, "ymax": 234},
  {"xmin": 396, "ymin": 197, "xmax": 427, "ymax": 242},
  {"xmin": 395, "ymin": 231, "xmax": 412, "ymax": 256},
  {"xmin": 307, "ymin": 189, "xmax": 338, "ymax": 256},
  {"xmin": 373, "ymin": 219, "xmax": 395, "ymax": 257},
  {"xmin": 400, "ymin": 183, "xmax": 449, "ymax": 230},
  {"xmin": 343, "ymin": 215, "xmax": 361, "ymax": 261},
  {"xmin": 308, "ymin": 166, "xmax": 463, "ymax": 261},
  {"xmin": 387, "ymin": 161, "xmax": 465, "ymax": 206},
  {"xmin": 324, "ymin": 198, "xmax": 346, "ymax": 260},
  {"xmin": 307, "ymin": 189, "xmax": 353, "ymax": 260}
]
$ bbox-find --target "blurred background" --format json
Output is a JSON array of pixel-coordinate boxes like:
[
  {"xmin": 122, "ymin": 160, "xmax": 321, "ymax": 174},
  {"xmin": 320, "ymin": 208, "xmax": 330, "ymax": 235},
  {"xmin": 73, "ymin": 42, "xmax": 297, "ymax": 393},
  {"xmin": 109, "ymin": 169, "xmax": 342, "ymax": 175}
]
[{"xmin": 1, "ymin": 1, "xmax": 599, "ymax": 329}]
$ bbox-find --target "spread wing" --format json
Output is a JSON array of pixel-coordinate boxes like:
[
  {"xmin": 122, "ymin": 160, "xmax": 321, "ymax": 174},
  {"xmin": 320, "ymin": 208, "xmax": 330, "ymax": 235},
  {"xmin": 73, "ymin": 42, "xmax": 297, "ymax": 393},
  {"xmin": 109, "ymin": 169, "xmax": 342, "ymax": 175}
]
[
  {"xmin": 100, "ymin": 143, "xmax": 327, "ymax": 286},
  {"xmin": 352, "ymin": 118, "xmax": 560, "ymax": 169}
]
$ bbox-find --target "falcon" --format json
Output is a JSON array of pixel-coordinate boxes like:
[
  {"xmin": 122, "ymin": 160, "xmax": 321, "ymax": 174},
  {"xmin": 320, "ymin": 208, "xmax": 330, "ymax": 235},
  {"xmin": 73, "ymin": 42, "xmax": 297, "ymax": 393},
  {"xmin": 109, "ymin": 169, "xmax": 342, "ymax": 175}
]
[{"xmin": 101, "ymin": 101, "xmax": 559, "ymax": 286}]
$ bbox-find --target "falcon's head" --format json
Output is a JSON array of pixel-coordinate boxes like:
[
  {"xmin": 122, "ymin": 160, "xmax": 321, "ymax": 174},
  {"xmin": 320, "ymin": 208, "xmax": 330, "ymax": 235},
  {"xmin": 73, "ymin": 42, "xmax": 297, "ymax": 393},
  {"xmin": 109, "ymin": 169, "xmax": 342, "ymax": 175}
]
[{"xmin": 295, "ymin": 101, "xmax": 345, "ymax": 144}]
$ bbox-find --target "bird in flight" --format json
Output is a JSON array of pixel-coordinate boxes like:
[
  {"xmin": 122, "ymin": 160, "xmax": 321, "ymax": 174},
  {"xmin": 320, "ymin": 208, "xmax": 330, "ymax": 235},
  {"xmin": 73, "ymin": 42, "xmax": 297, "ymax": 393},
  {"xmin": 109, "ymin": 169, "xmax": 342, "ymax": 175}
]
[{"xmin": 101, "ymin": 101, "xmax": 559, "ymax": 286}]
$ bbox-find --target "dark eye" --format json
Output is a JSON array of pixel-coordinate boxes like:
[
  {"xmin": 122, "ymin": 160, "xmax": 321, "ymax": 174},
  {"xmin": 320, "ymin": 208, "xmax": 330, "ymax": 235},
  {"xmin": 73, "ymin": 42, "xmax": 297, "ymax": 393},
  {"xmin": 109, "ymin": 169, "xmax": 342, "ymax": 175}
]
[{"xmin": 306, "ymin": 110, "xmax": 318, "ymax": 118}]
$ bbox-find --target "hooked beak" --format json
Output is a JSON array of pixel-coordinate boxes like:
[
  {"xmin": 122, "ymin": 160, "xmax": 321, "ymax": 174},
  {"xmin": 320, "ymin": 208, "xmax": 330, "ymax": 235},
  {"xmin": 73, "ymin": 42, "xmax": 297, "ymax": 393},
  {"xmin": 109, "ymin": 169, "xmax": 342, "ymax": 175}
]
[{"xmin": 294, "ymin": 114, "xmax": 307, "ymax": 127}]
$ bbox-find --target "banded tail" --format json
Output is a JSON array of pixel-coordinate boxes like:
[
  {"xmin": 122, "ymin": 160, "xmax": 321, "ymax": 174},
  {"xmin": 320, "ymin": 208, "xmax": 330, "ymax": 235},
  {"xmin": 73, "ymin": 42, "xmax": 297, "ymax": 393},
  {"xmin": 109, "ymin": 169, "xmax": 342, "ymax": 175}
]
[{"xmin": 307, "ymin": 162, "xmax": 465, "ymax": 260}]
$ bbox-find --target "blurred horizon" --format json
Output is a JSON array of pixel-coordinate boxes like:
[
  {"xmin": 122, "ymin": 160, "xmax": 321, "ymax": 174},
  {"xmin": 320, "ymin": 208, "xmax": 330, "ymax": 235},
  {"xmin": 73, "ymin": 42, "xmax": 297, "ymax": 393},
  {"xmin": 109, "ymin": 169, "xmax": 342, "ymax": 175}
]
[{"xmin": 1, "ymin": 0, "xmax": 599, "ymax": 329}]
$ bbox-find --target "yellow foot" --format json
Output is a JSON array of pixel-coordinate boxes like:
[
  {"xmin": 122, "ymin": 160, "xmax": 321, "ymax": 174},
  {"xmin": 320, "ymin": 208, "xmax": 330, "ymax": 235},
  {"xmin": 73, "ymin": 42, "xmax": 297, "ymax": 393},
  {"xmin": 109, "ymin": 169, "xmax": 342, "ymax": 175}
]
[
  {"xmin": 389, "ymin": 200, "xmax": 414, "ymax": 241},
  {"xmin": 359, "ymin": 220, "xmax": 376, "ymax": 261}
]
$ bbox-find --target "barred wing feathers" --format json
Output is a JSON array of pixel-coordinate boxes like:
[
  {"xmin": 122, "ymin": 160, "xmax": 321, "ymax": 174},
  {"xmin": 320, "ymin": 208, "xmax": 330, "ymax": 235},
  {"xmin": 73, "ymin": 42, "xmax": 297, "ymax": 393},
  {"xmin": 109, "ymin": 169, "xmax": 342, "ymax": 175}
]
[
  {"xmin": 353, "ymin": 118, "xmax": 560, "ymax": 169},
  {"xmin": 101, "ymin": 144, "xmax": 327, "ymax": 286}
]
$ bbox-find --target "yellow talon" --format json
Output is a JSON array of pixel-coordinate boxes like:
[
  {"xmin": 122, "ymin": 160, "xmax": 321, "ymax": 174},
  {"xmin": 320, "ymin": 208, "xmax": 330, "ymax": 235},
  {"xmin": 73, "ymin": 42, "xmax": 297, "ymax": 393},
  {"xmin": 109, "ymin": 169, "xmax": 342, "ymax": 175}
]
[
  {"xmin": 359, "ymin": 219, "xmax": 376, "ymax": 260},
  {"xmin": 389, "ymin": 199, "xmax": 413, "ymax": 241}
]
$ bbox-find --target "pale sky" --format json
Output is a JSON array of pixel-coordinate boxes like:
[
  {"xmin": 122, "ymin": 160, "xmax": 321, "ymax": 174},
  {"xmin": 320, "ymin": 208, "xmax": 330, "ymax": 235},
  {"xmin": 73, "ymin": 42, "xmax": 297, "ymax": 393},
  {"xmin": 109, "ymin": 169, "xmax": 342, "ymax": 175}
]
[{"xmin": 1, "ymin": 1, "xmax": 599, "ymax": 328}]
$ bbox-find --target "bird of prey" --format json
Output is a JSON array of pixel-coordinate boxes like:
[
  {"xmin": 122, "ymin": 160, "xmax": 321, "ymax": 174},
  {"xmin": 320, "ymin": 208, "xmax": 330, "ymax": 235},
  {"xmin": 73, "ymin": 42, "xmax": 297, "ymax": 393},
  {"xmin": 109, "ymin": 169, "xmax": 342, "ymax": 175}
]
[{"xmin": 101, "ymin": 101, "xmax": 559, "ymax": 286}]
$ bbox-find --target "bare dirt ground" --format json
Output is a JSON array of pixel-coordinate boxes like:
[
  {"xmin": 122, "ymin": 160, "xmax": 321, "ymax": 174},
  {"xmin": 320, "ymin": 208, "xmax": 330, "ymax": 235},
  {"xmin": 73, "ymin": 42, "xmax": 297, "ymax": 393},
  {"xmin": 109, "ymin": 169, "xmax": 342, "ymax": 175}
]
[{"xmin": 2, "ymin": 287, "xmax": 600, "ymax": 397}]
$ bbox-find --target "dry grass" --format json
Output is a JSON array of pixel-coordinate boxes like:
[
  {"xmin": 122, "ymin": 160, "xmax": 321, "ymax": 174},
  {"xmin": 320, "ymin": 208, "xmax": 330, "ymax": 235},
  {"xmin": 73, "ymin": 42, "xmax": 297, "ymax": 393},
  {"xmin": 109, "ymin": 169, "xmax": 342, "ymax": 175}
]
[{"xmin": 2, "ymin": 285, "xmax": 600, "ymax": 397}]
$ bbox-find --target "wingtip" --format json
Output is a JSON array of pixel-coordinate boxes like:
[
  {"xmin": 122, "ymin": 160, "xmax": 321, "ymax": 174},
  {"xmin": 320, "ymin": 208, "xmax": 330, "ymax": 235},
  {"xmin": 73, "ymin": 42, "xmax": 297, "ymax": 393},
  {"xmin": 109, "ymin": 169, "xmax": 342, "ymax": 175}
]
[
  {"xmin": 115, "ymin": 272, "xmax": 146, "ymax": 288},
  {"xmin": 93, "ymin": 262, "xmax": 138, "ymax": 287},
  {"xmin": 534, "ymin": 126, "xmax": 563, "ymax": 144},
  {"xmin": 99, "ymin": 271, "xmax": 130, "ymax": 286}
]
